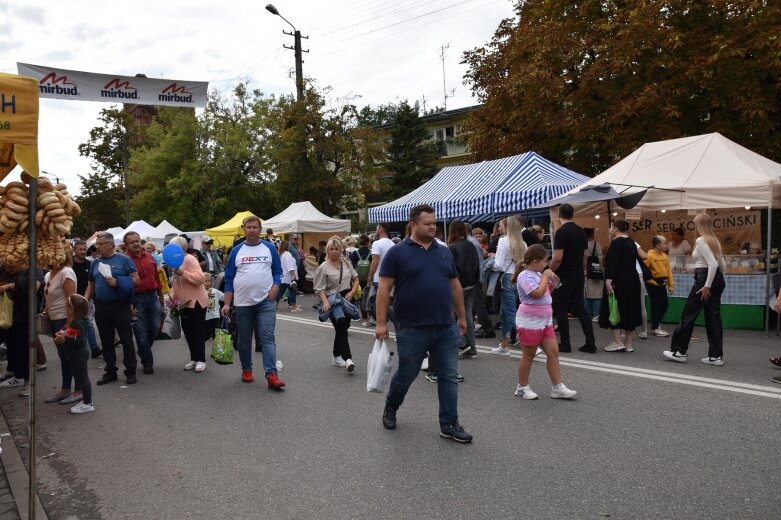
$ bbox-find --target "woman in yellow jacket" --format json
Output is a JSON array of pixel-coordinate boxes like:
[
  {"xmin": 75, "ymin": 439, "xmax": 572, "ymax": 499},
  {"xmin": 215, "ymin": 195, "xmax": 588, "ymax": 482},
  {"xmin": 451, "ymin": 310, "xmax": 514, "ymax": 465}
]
[{"xmin": 645, "ymin": 235, "xmax": 674, "ymax": 336}]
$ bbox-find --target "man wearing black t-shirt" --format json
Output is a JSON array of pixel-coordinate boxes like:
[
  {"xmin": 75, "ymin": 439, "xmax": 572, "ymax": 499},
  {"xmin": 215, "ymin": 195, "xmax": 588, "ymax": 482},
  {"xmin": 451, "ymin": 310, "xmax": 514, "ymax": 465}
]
[{"xmin": 550, "ymin": 204, "xmax": 597, "ymax": 353}]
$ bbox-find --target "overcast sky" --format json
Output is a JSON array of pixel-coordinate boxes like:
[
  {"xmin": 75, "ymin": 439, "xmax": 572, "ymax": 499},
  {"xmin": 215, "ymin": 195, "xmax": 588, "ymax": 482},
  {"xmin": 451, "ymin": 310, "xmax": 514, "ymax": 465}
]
[{"xmin": 1, "ymin": 0, "xmax": 516, "ymax": 195}]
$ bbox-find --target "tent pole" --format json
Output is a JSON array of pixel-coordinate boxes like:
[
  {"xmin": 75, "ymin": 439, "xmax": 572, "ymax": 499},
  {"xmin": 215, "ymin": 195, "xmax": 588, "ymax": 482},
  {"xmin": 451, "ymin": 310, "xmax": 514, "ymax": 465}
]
[{"xmin": 765, "ymin": 191, "xmax": 773, "ymax": 335}]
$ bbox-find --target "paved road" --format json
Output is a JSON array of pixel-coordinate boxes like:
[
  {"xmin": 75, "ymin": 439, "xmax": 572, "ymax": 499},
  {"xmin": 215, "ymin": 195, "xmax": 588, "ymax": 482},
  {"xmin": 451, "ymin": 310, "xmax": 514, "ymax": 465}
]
[{"xmin": 1, "ymin": 295, "xmax": 779, "ymax": 519}]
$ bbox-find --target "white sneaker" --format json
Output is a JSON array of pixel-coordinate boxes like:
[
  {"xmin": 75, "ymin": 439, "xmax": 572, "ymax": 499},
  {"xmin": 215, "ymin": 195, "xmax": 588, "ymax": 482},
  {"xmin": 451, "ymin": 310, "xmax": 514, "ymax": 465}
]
[
  {"xmin": 276, "ymin": 360, "xmax": 284, "ymax": 371},
  {"xmin": 514, "ymin": 385, "xmax": 538, "ymax": 400},
  {"xmin": 604, "ymin": 342, "xmax": 625, "ymax": 352},
  {"xmin": 624, "ymin": 344, "xmax": 634, "ymax": 353},
  {"xmin": 701, "ymin": 356, "xmax": 723, "ymax": 366},
  {"xmin": 333, "ymin": 356, "xmax": 347, "ymax": 367},
  {"xmin": 637, "ymin": 331, "xmax": 648, "ymax": 339},
  {"xmin": 368, "ymin": 318, "xmax": 377, "ymax": 325},
  {"xmin": 474, "ymin": 323, "xmax": 482, "ymax": 331},
  {"xmin": 18, "ymin": 382, "xmax": 30, "ymax": 397},
  {"xmin": 346, "ymin": 359, "xmax": 355, "ymax": 373},
  {"xmin": 551, "ymin": 383, "xmax": 577, "ymax": 399},
  {"xmin": 663, "ymin": 350, "xmax": 688, "ymax": 363},
  {"xmin": 194, "ymin": 361, "xmax": 206, "ymax": 373},
  {"xmin": 0, "ymin": 377, "xmax": 23, "ymax": 388},
  {"xmin": 420, "ymin": 357, "xmax": 429, "ymax": 371},
  {"xmin": 651, "ymin": 328, "xmax": 670, "ymax": 337},
  {"xmin": 534, "ymin": 347, "xmax": 543, "ymax": 357},
  {"xmin": 183, "ymin": 361, "xmax": 196, "ymax": 370},
  {"xmin": 70, "ymin": 402, "xmax": 95, "ymax": 414},
  {"xmin": 491, "ymin": 346, "xmax": 511, "ymax": 356},
  {"xmin": 592, "ymin": 315, "xmax": 599, "ymax": 322}
]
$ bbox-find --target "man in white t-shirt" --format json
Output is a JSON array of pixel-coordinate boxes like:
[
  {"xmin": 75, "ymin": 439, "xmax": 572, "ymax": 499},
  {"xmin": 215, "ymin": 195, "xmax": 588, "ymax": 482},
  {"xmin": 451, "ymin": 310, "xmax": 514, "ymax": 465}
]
[
  {"xmin": 221, "ymin": 216, "xmax": 285, "ymax": 389},
  {"xmin": 365, "ymin": 223, "xmax": 395, "ymax": 325}
]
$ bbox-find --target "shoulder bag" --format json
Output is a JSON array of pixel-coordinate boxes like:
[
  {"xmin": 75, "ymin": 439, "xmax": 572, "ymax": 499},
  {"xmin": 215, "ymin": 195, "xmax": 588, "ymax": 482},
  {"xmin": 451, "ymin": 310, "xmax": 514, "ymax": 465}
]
[{"xmin": 586, "ymin": 242, "xmax": 603, "ymax": 280}]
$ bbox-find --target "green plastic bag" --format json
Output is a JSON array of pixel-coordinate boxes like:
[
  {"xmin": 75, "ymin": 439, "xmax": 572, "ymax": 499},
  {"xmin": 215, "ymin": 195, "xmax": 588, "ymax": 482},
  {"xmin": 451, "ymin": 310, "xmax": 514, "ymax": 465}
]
[
  {"xmin": 210, "ymin": 324, "xmax": 234, "ymax": 365},
  {"xmin": 608, "ymin": 293, "xmax": 620, "ymax": 326}
]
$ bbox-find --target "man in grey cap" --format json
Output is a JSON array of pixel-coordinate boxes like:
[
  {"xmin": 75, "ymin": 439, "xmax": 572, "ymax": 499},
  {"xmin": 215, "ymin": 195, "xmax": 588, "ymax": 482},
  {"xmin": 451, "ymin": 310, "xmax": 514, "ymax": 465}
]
[{"xmin": 200, "ymin": 234, "xmax": 224, "ymax": 279}]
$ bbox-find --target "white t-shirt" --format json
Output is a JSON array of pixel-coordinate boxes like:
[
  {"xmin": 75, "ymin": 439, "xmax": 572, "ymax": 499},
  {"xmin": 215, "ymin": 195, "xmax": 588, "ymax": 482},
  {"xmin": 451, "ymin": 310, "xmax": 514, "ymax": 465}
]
[
  {"xmin": 370, "ymin": 237, "xmax": 395, "ymax": 283},
  {"xmin": 230, "ymin": 241, "xmax": 276, "ymax": 306},
  {"xmin": 44, "ymin": 267, "xmax": 78, "ymax": 321},
  {"xmin": 668, "ymin": 239, "xmax": 692, "ymax": 256},
  {"xmin": 206, "ymin": 288, "xmax": 224, "ymax": 321},
  {"xmin": 280, "ymin": 251, "xmax": 297, "ymax": 284}
]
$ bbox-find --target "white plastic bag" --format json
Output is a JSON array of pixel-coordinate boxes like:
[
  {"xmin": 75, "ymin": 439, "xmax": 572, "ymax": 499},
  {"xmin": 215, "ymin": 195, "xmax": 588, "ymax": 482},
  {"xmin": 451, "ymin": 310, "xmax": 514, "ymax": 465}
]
[{"xmin": 366, "ymin": 339, "xmax": 394, "ymax": 393}]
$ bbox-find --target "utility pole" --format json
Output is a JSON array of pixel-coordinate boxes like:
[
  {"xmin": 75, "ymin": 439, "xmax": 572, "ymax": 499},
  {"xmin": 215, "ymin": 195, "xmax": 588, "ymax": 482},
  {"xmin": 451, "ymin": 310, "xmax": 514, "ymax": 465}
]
[
  {"xmin": 439, "ymin": 42, "xmax": 451, "ymax": 111},
  {"xmin": 284, "ymin": 30, "xmax": 308, "ymax": 102}
]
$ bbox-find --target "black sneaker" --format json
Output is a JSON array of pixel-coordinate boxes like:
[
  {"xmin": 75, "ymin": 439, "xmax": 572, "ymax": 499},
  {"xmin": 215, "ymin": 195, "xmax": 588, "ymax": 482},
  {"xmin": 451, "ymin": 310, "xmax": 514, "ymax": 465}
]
[
  {"xmin": 91, "ymin": 348, "xmax": 103, "ymax": 359},
  {"xmin": 457, "ymin": 344, "xmax": 472, "ymax": 358},
  {"xmin": 96, "ymin": 373, "xmax": 118, "ymax": 386},
  {"xmin": 126, "ymin": 374, "xmax": 137, "ymax": 385},
  {"xmin": 456, "ymin": 372, "xmax": 465, "ymax": 383},
  {"xmin": 578, "ymin": 345, "xmax": 597, "ymax": 354},
  {"xmin": 382, "ymin": 406, "xmax": 397, "ymax": 430},
  {"xmin": 142, "ymin": 365, "xmax": 154, "ymax": 375},
  {"xmin": 425, "ymin": 372, "xmax": 438, "ymax": 383},
  {"xmin": 558, "ymin": 344, "xmax": 572, "ymax": 353},
  {"xmin": 440, "ymin": 422, "xmax": 473, "ymax": 443}
]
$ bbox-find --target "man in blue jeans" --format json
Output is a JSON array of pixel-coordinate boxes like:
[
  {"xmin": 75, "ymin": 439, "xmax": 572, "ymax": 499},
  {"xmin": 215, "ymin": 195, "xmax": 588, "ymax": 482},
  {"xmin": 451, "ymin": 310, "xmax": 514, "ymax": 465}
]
[
  {"xmin": 221, "ymin": 215, "xmax": 285, "ymax": 389},
  {"xmin": 375, "ymin": 204, "xmax": 472, "ymax": 443},
  {"xmin": 124, "ymin": 232, "xmax": 165, "ymax": 374}
]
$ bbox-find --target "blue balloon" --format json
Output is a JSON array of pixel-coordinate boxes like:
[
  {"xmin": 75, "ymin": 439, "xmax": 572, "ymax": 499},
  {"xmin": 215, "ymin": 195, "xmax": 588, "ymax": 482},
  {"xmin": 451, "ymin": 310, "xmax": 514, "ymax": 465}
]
[{"xmin": 162, "ymin": 243, "xmax": 185, "ymax": 269}]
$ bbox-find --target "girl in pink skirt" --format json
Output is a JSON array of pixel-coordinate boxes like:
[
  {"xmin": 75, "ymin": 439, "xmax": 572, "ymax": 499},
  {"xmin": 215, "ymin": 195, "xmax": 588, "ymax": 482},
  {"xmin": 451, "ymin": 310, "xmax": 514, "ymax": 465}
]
[{"xmin": 512, "ymin": 244, "xmax": 577, "ymax": 400}]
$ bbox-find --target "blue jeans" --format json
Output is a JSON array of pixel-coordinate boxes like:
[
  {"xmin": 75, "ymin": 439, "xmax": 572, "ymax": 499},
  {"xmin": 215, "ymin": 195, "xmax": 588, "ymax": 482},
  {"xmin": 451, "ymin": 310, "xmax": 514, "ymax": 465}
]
[
  {"xmin": 500, "ymin": 273, "xmax": 518, "ymax": 339},
  {"xmin": 235, "ymin": 299, "xmax": 278, "ymax": 375},
  {"xmin": 386, "ymin": 324, "xmax": 460, "ymax": 426},
  {"xmin": 132, "ymin": 293, "xmax": 162, "ymax": 367},
  {"xmin": 275, "ymin": 283, "xmax": 297, "ymax": 306}
]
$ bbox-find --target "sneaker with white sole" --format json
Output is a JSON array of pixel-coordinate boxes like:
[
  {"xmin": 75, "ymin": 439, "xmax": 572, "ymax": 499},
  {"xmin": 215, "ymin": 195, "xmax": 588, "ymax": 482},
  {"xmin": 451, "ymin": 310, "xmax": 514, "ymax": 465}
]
[
  {"xmin": 333, "ymin": 356, "xmax": 347, "ymax": 367},
  {"xmin": 0, "ymin": 377, "xmax": 23, "ymax": 388},
  {"xmin": 651, "ymin": 328, "xmax": 670, "ymax": 337},
  {"xmin": 663, "ymin": 350, "xmax": 688, "ymax": 363},
  {"xmin": 490, "ymin": 346, "xmax": 511, "ymax": 356},
  {"xmin": 637, "ymin": 331, "xmax": 648, "ymax": 339},
  {"xmin": 604, "ymin": 342, "xmax": 625, "ymax": 352},
  {"xmin": 18, "ymin": 383, "xmax": 30, "ymax": 397},
  {"xmin": 346, "ymin": 359, "xmax": 355, "ymax": 373},
  {"xmin": 514, "ymin": 384, "xmax": 538, "ymax": 400},
  {"xmin": 194, "ymin": 361, "xmax": 206, "ymax": 372},
  {"xmin": 624, "ymin": 344, "xmax": 634, "ymax": 353},
  {"xmin": 183, "ymin": 361, "xmax": 196, "ymax": 370},
  {"xmin": 550, "ymin": 383, "xmax": 577, "ymax": 399},
  {"xmin": 70, "ymin": 402, "xmax": 95, "ymax": 414},
  {"xmin": 701, "ymin": 356, "xmax": 723, "ymax": 366}
]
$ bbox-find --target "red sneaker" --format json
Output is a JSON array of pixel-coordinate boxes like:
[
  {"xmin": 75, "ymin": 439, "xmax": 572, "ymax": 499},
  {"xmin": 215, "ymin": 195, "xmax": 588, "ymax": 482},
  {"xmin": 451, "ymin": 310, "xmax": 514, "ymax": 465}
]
[
  {"xmin": 241, "ymin": 370, "xmax": 254, "ymax": 383},
  {"xmin": 267, "ymin": 372, "xmax": 285, "ymax": 389}
]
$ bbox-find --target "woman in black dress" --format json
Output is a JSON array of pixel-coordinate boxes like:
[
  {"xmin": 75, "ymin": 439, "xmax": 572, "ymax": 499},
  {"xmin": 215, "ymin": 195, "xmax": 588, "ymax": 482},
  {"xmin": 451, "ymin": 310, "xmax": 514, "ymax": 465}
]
[{"xmin": 599, "ymin": 220, "xmax": 642, "ymax": 352}]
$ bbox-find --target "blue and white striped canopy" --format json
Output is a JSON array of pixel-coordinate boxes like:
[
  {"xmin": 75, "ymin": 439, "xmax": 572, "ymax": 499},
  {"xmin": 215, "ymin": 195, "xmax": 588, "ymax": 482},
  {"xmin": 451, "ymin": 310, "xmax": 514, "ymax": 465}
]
[{"xmin": 368, "ymin": 152, "xmax": 588, "ymax": 223}]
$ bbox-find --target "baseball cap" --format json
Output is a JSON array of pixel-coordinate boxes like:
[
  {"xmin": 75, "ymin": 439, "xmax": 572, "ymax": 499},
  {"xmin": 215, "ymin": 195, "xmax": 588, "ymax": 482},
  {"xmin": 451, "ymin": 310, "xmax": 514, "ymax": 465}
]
[{"xmin": 202, "ymin": 234, "xmax": 213, "ymax": 243}]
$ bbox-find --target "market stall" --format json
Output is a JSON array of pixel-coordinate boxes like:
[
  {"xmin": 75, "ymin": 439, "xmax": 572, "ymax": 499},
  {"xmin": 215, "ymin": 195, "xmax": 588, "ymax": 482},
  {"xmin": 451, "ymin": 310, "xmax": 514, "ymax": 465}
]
[{"xmin": 546, "ymin": 133, "xmax": 781, "ymax": 330}]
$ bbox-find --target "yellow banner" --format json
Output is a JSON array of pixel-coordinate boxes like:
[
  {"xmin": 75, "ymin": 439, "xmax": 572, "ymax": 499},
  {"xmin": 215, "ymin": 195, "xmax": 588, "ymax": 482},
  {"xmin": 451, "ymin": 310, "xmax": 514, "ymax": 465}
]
[{"xmin": 0, "ymin": 72, "xmax": 39, "ymax": 179}]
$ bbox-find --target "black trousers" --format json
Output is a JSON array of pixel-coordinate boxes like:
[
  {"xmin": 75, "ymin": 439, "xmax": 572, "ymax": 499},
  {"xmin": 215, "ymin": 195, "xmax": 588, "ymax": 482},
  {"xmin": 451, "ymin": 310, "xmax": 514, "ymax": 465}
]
[
  {"xmin": 646, "ymin": 283, "xmax": 669, "ymax": 330},
  {"xmin": 63, "ymin": 346, "xmax": 92, "ymax": 404},
  {"xmin": 551, "ymin": 275, "xmax": 595, "ymax": 349},
  {"xmin": 331, "ymin": 289, "xmax": 352, "ymax": 360},
  {"xmin": 181, "ymin": 302, "xmax": 207, "ymax": 362},
  {"xmin": 6, "ymin": 318, "xmax": 29, "ymax": 380},
  {"xmin": 671, "ymin": 268, "xmax": 725, "ymax": 358},
  {"xmin": 473, "ymin": 282, "xmax": 493, "ymax": 331},
  {"xmin": 95, "ymin": 301, "xmax": 137, "ymax": 376}
]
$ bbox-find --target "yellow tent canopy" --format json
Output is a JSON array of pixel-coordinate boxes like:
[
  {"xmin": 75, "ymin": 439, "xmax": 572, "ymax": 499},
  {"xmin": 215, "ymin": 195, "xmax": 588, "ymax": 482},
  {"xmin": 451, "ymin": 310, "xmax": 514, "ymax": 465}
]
[
  {"xmin": 0, "ymin": 72, "xmax": 39, "ymax": 180},
  {"xmin": 205, "ymin": 211, "xmax": 260, "ymax": 248}
]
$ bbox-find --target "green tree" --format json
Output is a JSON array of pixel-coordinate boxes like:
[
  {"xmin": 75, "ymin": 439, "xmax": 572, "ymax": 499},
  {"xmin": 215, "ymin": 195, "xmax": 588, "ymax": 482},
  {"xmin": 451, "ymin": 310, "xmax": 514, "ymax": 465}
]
[
  {"xmin": 462, "ymin": 0, "xmax": 781, "ymax": 174},
  {"xmin": 76, "ymin": 108, "xmax": 138, "ymax": 229},
  {"xmin": 383, "ymin": 101, "xmax": 438, "ymax": 199}
]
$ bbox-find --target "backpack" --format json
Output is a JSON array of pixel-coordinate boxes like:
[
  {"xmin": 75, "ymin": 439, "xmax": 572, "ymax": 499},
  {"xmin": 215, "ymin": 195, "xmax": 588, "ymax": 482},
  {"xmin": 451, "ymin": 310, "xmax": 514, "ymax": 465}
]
[{"xmin": 356, "ymin": 250, "xmax": 371, "ymax": 284}]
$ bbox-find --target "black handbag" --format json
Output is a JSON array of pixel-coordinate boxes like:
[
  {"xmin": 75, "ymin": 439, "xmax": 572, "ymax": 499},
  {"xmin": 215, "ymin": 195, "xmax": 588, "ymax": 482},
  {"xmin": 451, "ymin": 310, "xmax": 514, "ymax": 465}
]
[{"xmin": 586, "ymin": 242, "xmax": 603, "ymax": 280}]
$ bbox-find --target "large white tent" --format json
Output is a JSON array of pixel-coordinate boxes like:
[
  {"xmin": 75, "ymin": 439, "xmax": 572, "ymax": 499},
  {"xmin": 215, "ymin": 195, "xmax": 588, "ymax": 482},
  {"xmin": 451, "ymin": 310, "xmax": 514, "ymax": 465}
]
[
  {"xmin": 550, "ymin": 133, "xmax": 781, "ymax": 214},
  {"xmin": 262, "ymin": 201, "xmax": 350, "ymax": 234},
  {"xmin": 117, "ymin": 220, "xmax": 157, "ymax": 242},
  {"xmin": 151, "ymin": 219, "xmax": 182, "ymax": 239}
]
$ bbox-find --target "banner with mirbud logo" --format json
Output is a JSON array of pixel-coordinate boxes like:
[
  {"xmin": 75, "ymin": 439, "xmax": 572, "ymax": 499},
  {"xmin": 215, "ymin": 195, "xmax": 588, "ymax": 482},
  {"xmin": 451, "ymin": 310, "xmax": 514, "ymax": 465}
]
[{"xmin": 17, "ymin": 63, "xmax": 208, "ymax": 108}]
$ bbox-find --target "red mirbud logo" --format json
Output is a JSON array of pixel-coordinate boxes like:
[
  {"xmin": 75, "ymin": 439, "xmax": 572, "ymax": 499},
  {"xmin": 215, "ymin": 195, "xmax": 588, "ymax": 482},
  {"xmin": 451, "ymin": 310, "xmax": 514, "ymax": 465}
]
[
  {"xmin": 100, "ymin": 78, "xmax": 139, "ymax": 99},
  {"xmin": 38, "ymin": 72, "xmax": 79, "ymax": 96},
  {"xmin": 159, "ymin": 83, "xmax": 193, "ymax": 103}
]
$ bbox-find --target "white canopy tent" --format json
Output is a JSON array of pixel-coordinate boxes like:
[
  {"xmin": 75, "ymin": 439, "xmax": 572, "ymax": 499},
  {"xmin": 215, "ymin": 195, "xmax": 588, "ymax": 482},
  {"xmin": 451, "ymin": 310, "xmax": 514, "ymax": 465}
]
[
  {"xmin": 550, "ymin": 133, "xmax": 781, "ymax": 214},
  {"xmin": 262, "ymin": 201, "xmax": 350, "ymax": 234},
  {"xmin": 117, "ymin": 220, "xmax": 157, "ymax": 243},
  {"xmin": 151, "ymin": 219, "xmax": 182, "ymax": 239}
]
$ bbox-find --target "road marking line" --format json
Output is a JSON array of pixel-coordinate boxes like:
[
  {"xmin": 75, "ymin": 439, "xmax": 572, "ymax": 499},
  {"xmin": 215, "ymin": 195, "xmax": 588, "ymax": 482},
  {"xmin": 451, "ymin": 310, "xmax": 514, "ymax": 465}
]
[{"xmin": 276, "ymin": 314, "xmax": 781, "ymax": 399}]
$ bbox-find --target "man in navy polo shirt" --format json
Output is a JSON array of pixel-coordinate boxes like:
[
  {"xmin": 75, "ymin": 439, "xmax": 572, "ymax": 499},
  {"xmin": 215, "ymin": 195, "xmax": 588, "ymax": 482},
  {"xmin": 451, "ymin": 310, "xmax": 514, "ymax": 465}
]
[{"xmin": 375, "ymin": 204, "xmax": 472, "ymax": 443}]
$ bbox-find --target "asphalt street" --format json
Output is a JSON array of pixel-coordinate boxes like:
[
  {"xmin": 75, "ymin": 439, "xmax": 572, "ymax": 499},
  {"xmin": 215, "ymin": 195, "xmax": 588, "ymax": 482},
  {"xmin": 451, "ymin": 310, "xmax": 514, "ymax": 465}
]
[{"xmin": 1, "ymin": 294, "xmax": 779, "ymax": 519}]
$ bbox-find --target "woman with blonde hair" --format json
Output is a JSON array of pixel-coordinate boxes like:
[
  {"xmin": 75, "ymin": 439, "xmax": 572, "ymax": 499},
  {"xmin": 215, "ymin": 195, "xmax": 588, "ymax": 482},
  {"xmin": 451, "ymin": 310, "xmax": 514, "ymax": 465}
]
[
  {"xmin": 491, "ymin": 215, "xmax": 527, "ymax": 355},
  {"xmin": 314, "ymin": 236, "xmax": 360, "ymax": 372},
  {"xmin": 663, "ymin": 212, "xmax": 726, "ymax": 365},
  {"xmin": 168, "ymin": 236, "xmax": 209, "ymax": 372}
]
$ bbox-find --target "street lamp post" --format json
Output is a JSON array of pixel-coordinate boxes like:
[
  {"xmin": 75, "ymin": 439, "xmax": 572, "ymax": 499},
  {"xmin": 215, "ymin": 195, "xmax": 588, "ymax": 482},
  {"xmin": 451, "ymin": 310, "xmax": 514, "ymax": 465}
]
[
  {"xmin": 40, "ymin": 170, "xmax": 60, "ymax": 184},
  {"xmin": 265, "ymin": 4, "xmax": 307, "ymax": 102}
]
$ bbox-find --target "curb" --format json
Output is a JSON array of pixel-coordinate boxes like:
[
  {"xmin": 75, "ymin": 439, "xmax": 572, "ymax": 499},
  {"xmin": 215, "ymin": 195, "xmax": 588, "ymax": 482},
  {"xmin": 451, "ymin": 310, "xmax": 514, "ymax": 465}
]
[{"xmin": 0, "ymin": 410, "xmax": 47, "ymax": 520}]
